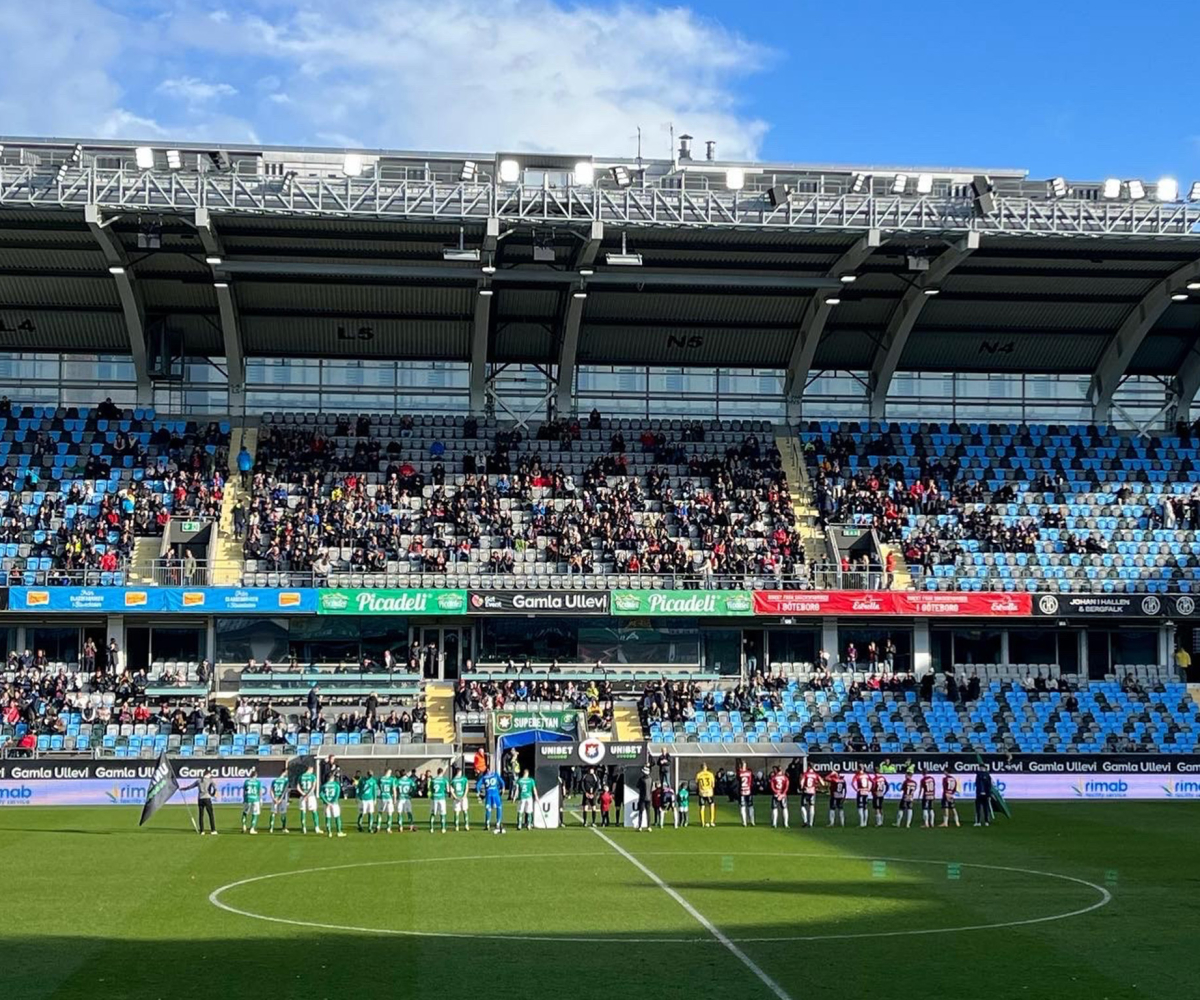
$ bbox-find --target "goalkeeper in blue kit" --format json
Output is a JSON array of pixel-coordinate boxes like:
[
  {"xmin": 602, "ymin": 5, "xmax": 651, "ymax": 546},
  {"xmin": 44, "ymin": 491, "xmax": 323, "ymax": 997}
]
[{"xmin": 476, "ymin": 767, "xmax": 506, "ymax": 834}]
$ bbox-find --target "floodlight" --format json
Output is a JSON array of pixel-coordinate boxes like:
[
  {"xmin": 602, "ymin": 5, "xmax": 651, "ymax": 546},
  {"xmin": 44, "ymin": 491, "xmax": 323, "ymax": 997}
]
[
  {"xmin": 444, "ymin": 248, "xmax": 481, "ymax": 262},
  {"xmin": 1171, "ymin": 292, "xmax": 1190, "ymax": 302},
  {"xmin": 108, "ymin": 265, "xmax": 126, "ymax": 275},
  {"xmin": 839, "ymin": 274, "xmax": 858, "ymax": 284},
  {"xmin": 209, "ymin": 150, "xmax": 231, "ymax": 171},
  {"xmin": 725, "ymin": 167, "xmax": 745, "ymax": 191},
  {"xmin": 922, "ymin": 287, "xmax": 941, "ymax": 297},
  {"xmin": 213, "ymin": 281, "xmax": 229, "ymax": 289},
  {"xmin": 971, "ymin": 175, "xmax": 996, "ymax": 216},
  {"xmin": 481, "ymin": 263, "xmax": 497, "ymax": 275},
  {"xmin": 1127, "ymin": 180, "xmax": 1146, "ymax": 200},
  {"xmin": 579, "ymin": 267, "xmax": 595, "ymax": 277},
  {"xmin": 574, "ymin": 161, "xmax": 595, "ymax": 186},
  {"xmin": 70, "ymin": 144, "xmax": 83, "ymax": 163},
  {"xmin": 1155, "ymin": 177, "xmax": 1179, "ymax": 202},
  {"xmin": 205, "ymin": 255, "xmax": 222, "ymax": 266},
  {"xmin": 134, "ymin": 146, "xmax": 154, "ymax": 169},
  {"xmin": 891, "ymin": 173, "xmax": 908, "ymax": 194},
  {"xmin": 166, "ymin": 149, "xmax": 182, "ymax": 170},
  {"xmin": 1189, "ymin": 181, "xmax": 1200, "ymax": 202},
  {"xmin": 824, "ymin": 296, "xmax": 842, "ymax": 306},
  {"xmin": 1101, "ymin": 178, "xmax": 1121, "ymax": 199},
  {"xmin": 498, "ymin": 159, "xmax": 520, "ymax": 183},
  {"xmin": 915, "ymin": 173, "xmax": 933, "ymax": 195},
  {"xmin": 1187, "ymin": 281, "xmax": 1200, "ymax": 291},
  {"xmin": 460, "ymin": 160, "xmax": 476, "ymax": 182},
  {"xmin": 611, "ymin": 165, "xmax": 632, "ymax": 188},
  {"xmin": 342, "ymin": 153, "xmax": 363, "ymax": 177},
  {"xmin": 1049, "ymin": 176, "xmax": 1068, "ymax": 198},
  {"xmin": 572, "ymin": 290, "xmax": 588, "ymax": 300},
  {"xmin": 850, "ymin": 173, "xmax": 868, "ymax": 194}
]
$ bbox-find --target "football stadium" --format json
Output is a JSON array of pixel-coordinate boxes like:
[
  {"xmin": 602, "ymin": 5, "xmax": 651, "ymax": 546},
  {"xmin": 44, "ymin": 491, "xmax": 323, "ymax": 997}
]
[{"xmin": 0, "ymin": 135, "xmax": 1198, "ymax": 1000}]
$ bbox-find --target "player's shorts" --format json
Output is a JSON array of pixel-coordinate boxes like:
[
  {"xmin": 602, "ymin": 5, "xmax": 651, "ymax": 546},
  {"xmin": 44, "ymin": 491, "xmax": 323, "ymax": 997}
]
[
  {"xmin": 856, "ymin": 794, "xmax": 870, "ymax": 809},
  {"xmin": 941, "ymin": 795, "xmax": 955, "ymax": 809},
  {"xmin": 921, "ymin": 797, "xmax": 935, "ymax": 808},
  {"xmin": 800, "ymin": 792, "xmax": 814, "ymax": 806},
  {"xmin": 899, "ymin": 797, "xmax": 914, "ymax": 808},
  {"xmin": 485, "ymin": 795, "xmax": 503, "ymax": 811},
  {"xmin": 679, "ymin": 802, "xmax": 689, "ymax": 811},
  {"xmin": 360, "ymin": 800, "xmax": 375, "ymax": 814},
  {"xmin": 324, "ymin": 803, "xmax": 341, "ymax": 818},
  {"xmin": 272, "ymin": 797, "xmax": 288, "ymax": 814},
  {"xmin": 432, "ymin": 799, "xmax": 447, "ymax": 816},
  {"xmin": 398, "ymin": 798, "xmax": 413, "ymax": 813},
  {"xmin": 872, "ymin": 795, "xmax": 885, "ymax": 810},
  {"xmin": 519, "ymin": 799, "xmax": 534, "ymax": 814},
  {"xmin": 243, "ymin": 801, "xmax": 260, "ymax": 815},
  {"xmin": 739, "ymin": 794, "xmax": 754, "ymax": 807},
  {"xmin": 382, "ymin": 799, "xmax": 395, "ymax": 814},
  {"xmin": 582, "ymin": 792, "xmax": 596, "ymax": 805},
  {"xmin": 830, "ymin": 796, "xmax": 845, "ymax": 810},
  {"xmin": 699, "ymin": 794, "xmax": 714, "ymax": 806},
  {"xmin": 301, "ymin": 793, "xmax": 317, "ymax": 811},
  {"xmin": 453, "ymin": 797, "xmax": 468, "ymax": 813}
]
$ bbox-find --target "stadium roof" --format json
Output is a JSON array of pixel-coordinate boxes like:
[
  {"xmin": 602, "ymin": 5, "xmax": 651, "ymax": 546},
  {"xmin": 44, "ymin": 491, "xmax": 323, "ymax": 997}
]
[{"xmin": 0, "ymin": 136, "xmax": 1198, "ymax": 419}]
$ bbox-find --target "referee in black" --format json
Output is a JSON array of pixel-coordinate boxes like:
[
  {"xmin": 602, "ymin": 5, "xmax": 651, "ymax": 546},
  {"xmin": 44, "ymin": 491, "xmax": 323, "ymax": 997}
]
[
  {"xmin": 974, "ymin": 767, "xmax": 993, "ymax": 827},
  {"xmin": 182, "ymin": 769, "xmax": 218, "ymax": 835}
]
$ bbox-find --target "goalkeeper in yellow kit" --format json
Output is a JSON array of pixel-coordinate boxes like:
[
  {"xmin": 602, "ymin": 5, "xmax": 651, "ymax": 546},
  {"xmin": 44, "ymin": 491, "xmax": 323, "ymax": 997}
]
[{"xmin": 695, "ymin": 764, "xmax": 717, "ymax": 827}]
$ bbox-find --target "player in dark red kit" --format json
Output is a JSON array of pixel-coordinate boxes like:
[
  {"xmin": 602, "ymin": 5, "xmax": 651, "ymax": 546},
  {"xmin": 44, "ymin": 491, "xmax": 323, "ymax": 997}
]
[
  {"xmin": 940, "ymin": 773, "xmax": 960, "ymax": 828},
  {"xmin": 798, "ymin": 763, "xmax": 823, "ymax": 827},
  {"xmin": 871, "ymin": 770, "xmax": 889, "ymax": 827},
  {"xmin": 826, "ymin": 766, "xmax": 847, "ymax": 827},
  {"xmin": 736, "ymin": 760, "xmax": 755, "ymax": 827},
  {"xmin": 768, "ymin": 765, "xmax": 790, "ymax": 828},
  {"xmin": 895, "ymin": 769, "xmax": 918, "ymax": 828},
  {"xmin": 853, "ymin": 766, "xmax": 873, "ymax": 828},
  {"xmin": 919, "ymin": 771, "xmax": 937, "ymax": 828}
]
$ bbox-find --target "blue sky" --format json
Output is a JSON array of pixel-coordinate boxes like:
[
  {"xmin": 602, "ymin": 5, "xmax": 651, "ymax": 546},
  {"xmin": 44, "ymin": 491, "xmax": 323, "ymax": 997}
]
[{"xmin": 1, "ymin": 0, "xmax": 1196, "ymax": 183}]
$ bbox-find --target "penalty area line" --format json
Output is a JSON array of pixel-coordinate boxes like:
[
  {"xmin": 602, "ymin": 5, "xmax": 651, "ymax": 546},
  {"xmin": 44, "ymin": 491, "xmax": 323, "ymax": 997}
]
[{"xmin": 575, "ymin": 815, "xmax": 794, "ymax": 1000}]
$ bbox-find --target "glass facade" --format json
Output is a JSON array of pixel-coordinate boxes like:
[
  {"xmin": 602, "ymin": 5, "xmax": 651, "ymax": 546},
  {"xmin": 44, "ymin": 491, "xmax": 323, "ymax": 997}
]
[{"xmin": 0, "ymin": 352, "xmax": 1179, "ymax": 430}]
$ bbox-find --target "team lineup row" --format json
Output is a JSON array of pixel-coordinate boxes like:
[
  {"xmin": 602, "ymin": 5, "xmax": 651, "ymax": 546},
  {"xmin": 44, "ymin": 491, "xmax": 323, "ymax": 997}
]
[{"xmin": 182, "ymin": 760, "xmax": 996, "ymax": 837}]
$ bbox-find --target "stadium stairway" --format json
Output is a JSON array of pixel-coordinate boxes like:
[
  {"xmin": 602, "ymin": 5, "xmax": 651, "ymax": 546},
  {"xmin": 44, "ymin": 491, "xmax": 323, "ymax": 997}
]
[
  {"xmin": 126, "ymin": 537, "xmax": 161, "ymax": 586},
  {"xmin": 612, "ymin": 704, "xmax": 643, "ymax": 741},
  {"xmin": 880, "ymin": 543, "xmax": 913, "ymax": 590},
  {"xmin": 213, "ymin": 424, "xmax": 257, "ymax": 585},
  {"xmin": 424, "ymin": 683, "xmax": 456, "ymax": 743},
  {"xmin": 776, "ymin": 432, "xmax": 827, "ymax": 566}
]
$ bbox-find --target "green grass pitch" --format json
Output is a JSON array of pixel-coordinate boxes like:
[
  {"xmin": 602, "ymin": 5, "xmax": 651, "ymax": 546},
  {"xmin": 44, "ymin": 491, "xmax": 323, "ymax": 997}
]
[{"xmin": 0, "ymin": 799, "xmax": 1193, "ymax": 1000}]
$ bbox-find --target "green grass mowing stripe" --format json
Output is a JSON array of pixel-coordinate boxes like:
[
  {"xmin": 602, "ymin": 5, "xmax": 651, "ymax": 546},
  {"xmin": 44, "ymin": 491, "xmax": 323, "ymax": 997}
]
[{"xmin": 576, "ymin": 812, "xmax": 794, "ymax": 1000}]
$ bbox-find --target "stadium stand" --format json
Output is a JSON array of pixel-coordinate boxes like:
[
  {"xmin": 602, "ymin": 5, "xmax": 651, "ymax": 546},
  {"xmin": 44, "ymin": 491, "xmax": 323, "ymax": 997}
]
[
  {"xmin": 804, "ymin": 421, "xmax": 1200, "ymax": 593},
  {"xmin": 241, "ymin": 412, "xmax": 808, "ymax": 590},
  {"xmin": 0, "ymin": 400, "xmax": 229, "ymax": 585}
]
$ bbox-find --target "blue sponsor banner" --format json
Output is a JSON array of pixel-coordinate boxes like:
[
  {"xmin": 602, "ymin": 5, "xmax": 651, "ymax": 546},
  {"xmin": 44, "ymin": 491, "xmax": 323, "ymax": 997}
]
[{"xmin": 8, "ymin": 586, "xmax": 317, "ymax": 614}]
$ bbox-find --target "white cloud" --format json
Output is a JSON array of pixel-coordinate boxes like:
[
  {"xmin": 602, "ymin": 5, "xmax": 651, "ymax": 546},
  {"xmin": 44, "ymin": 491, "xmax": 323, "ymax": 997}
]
[
  {"xmin": 170, "ymin": 0, "xmax": 772, "ymax": 157},
  {"xmin": 158, "ymin": 76, "xmax": 238, "ymax": 105},
  {"xmin": 0, "ymin": 0, "xmax": 771, "ymax": 158}
]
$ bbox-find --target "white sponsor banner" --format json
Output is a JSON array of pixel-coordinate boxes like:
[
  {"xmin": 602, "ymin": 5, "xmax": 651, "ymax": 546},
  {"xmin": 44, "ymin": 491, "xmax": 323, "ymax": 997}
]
[{"xmin": 0, "ymin": 777, "xmax": 252, "ymax": 807}]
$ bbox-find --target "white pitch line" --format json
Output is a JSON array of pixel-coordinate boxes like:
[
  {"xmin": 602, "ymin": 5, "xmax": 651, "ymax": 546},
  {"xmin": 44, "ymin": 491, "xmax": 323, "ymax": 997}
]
[{"xmin": 577, "ymin": 817, "xmax": 794, "ymax": 1000}]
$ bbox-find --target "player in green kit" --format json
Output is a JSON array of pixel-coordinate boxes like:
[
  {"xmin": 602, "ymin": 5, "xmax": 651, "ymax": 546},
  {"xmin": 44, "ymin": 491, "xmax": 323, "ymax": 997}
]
[
  {"xmin": 377, "ymin": 768, "xmax": 397, "ymax": 832},
  {"xmin": 516, "ymin": 770, "xmax": 537, "ymax": 829},
  {"xmin": 677, "ymin": 782, "xmax": 690, "ymax": 827},
  {"xmin": 268, "ymin": 772, "xmax": 290, "ymax": 833},
  {"xmin": 298, "ymin": 763, "xmax": 321, "ymax": 834},
  {"xmin": 450, "ymin": 768, "xmax": 470, "ymax": 831},
  {"xmin": 397, "ymin": 769, "xmax": 417, "ymax": 832},
  {"xmin": 320, "ymin": 774, "xmax": 346, "ymax": 837},
  {"xmin": 356, "ymin": 771, "xmax": 378, "ymax": 833},
  {"xmin": 429, "ymin": 766, "xmax": 449, "ymax": 833},
  {"xmin": 241, "ymin": 772, "xmax": 263, "ymax": 834}
]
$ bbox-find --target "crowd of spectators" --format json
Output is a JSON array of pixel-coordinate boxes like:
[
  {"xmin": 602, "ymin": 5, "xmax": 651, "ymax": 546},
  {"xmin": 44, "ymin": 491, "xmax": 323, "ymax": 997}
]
[
  {"xmin": 455, "ymin": 674, "xmax": 615, "ymax": 732},
  {"xmin": 247, "ymin": 412, "xmax": 806, "ymax": 587}
]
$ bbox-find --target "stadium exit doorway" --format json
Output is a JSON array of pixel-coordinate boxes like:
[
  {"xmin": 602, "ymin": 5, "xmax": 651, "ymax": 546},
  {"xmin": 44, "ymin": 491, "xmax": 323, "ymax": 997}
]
[{"xmin": 410, "ymin": 625, "xmax": 473, "ymax": 680}]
